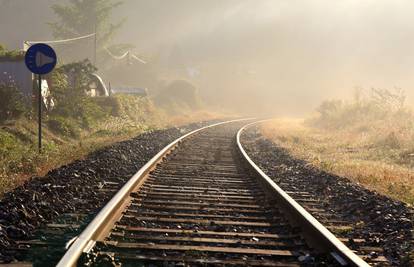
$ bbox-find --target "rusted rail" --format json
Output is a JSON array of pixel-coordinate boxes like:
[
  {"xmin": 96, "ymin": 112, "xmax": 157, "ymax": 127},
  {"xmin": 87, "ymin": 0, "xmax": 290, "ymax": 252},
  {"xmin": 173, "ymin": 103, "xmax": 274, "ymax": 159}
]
[{"xmin": 56, "ymin": 119, "xmax": 371, "ymax": 266}]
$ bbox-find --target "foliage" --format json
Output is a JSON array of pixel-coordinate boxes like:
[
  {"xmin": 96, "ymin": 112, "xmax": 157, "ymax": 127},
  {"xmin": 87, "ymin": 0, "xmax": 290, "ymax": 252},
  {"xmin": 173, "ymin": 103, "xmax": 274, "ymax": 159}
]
[
  {"xmin": 47, "ymin": 60, "xmax": 158, "ymax": 136},
  {"xmin": 116, "ymin": 94, "xmax": 156, "ymax": 120},
  {"xmin": 92, "ymin": 96, "xmax": 121, "ymax": 116},
  {"xmin": 47, "ymin": 116, "xmax": 80, "ymax": 138},
  {"xmin": 58, "ymin": 59, "xmax": 98, "ymax": 89},
  {"xmin": 49, "ymin": 0, "xmax": 125, "ymax": 49},
  {"xmin": 0, "ymin": 131, "xmax": 20, "ymax": 160},
  {"xmin": 78, "ymin": 98, "xmax": 108, "ymax": 128},
  {"xmin": 370, "ymin": 88, "xmax": 406, "ymax": 111},
  {"xmin": 274, "ymin": 89, "xmax": 414, "ymax": 204},
  {"xmin": 0, "ymin": 75, "xmax": 27, "ymax": 123},
  {"xmin": 153, "ymin": 80, "xmax": 203, "ymax": 114},
  {"xmin": 0, "ymin": 44, "xmax": 25, "ymax": 61},
  {"xmin": 307, "ymin": 88, "xmax": 410, "ymax": 130},
  {"xmin": 48, "ymin": 60, "xmax": 108, "ymax": 129}
]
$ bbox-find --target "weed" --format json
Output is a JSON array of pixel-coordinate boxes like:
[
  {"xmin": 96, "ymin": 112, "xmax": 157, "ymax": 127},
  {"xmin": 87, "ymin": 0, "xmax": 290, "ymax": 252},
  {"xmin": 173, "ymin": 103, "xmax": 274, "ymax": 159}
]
[{"xmin": 48, "ymin": 116, "xmax": 80, "ymax": 138}]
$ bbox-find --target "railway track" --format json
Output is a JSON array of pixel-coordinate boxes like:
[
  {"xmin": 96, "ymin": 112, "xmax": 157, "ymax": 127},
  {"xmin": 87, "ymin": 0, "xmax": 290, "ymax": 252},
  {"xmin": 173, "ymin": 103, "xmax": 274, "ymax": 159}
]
[{"xmin": 54, "ymin": 120, "xmax": 374, "ymax": 266}]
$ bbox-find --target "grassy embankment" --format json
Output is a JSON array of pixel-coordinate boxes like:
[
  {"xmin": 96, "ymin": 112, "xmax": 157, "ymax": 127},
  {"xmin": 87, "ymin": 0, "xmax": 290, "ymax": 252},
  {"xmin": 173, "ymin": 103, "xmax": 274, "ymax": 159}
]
[
  {"xmin": 261, "ymin": 89, "xmax": 414, "ymax": 204},
  {"xmin": 0, "ymin": 93, "xmax": 222, "ymax": 196},
  {"xmin": 0, "ymin": 52, "xmax": 224, "ymax": 195}
]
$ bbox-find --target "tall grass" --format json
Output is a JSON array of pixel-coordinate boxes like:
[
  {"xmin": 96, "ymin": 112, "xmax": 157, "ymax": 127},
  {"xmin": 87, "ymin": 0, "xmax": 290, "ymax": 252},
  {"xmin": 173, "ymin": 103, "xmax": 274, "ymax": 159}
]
[
  {"xmin": 306, "ymin": 88, "xmax": 414, "ymax": 158},
  {"xmin": 0, "ymin": 95, "xmax": 164, "ymax": 195},
  {"xmin": 262, "ymin": 88, "xmax": 414, "ymax": 204}
]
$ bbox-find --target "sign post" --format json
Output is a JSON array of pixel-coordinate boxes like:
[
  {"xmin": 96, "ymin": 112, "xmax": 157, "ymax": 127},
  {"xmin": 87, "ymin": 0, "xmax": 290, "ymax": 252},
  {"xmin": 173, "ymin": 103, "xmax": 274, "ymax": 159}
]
[
  {"xmin": 24, "ymin": 43, "xmax": 57, "ymax": 153},
  {"xmin": 38, "ymin": 74, "xmax": 42, "ymax": 152}
]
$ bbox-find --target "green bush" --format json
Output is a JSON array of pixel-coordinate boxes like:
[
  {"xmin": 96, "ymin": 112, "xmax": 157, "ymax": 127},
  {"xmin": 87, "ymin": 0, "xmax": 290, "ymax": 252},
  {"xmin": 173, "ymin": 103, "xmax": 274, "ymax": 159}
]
[
  {"xmin": 78, "ymin": 98, "xmax": 108, "ymax": 128},
  {"xmin": 90, "ymin": 96, "xmax": 121, "ymax": 116},
  {"xmin": 48, "ymin": 60, "xmax": 110, "ymax": 129},
  {"xmin": 116, "ymin": 94, "xmax": 156, "ymax": 121},
  {"xmin": 0, "ymin": 131, "xmax": 20, "ymax": 159},
  {"xmin": 48, "ymin": 116, "xmax": 80, "ymax": 138},
  {"xmin": 153, "ymin": 80, "xmax": 202, "ymax": 114},
  {"xmin": 0, "ymin": 82, "xmax": 27, "ymax": 123},
  {"xmin": 49, "ymin": 60, "xmax": 97, "ymax": 116}
]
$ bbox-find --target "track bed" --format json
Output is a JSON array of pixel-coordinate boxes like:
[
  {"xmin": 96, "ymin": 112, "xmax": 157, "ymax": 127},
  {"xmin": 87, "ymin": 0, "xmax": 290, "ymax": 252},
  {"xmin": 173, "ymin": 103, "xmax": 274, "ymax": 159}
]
[{"xmin": 85, "ymin": 124, "xmax": 313, "ymax": 266}]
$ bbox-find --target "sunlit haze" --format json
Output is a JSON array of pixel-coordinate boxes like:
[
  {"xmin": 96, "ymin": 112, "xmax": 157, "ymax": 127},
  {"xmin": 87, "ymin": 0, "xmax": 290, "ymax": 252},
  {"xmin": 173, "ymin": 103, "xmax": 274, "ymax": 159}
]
[{"xmin": 2, "ymin": 0, "xmax": 414, "ymax": 115}]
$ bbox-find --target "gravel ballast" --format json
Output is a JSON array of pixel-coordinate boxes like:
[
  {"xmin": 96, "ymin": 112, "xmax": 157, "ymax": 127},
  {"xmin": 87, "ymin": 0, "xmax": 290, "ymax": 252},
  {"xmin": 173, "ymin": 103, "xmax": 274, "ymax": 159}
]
[
  {"xmin": 0, "ymin": 121, "xmax": 216, "ymax": 263},
  {"xmin": 241, "ymin": 126, "xmax": 413, "ymax": 266}
]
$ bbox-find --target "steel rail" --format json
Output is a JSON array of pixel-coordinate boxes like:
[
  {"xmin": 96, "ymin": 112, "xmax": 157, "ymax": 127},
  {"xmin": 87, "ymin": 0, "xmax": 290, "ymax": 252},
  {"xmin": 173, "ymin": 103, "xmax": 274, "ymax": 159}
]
[
  {"xmin": 56, "ymin": 118, "xmax": 253, "ymax": 267},
  {"xmin": 236, "ymin": 120, "xmax": 370, "ymax": 267}
]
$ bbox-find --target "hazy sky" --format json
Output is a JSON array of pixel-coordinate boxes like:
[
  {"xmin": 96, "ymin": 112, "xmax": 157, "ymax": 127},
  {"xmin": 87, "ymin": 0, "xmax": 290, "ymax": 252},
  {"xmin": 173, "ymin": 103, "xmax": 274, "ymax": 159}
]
[{"xmin": 1, "ymin": 0, "xmax": 414, "ymax": 114}]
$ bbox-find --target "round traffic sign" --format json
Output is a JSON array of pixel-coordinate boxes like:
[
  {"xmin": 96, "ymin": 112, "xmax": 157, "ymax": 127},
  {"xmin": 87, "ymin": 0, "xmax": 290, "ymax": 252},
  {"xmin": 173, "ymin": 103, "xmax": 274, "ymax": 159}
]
[{"xmin": 25, "ymin": 43, "xmax": 57, "ymax": 75}]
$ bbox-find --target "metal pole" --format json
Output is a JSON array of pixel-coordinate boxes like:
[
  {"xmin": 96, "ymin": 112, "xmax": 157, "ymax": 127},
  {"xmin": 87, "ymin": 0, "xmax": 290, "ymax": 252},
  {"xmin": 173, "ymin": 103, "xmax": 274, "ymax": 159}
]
[{"xmin": 38, "ymin": 74, "xmax": 42, "ymax": 153}]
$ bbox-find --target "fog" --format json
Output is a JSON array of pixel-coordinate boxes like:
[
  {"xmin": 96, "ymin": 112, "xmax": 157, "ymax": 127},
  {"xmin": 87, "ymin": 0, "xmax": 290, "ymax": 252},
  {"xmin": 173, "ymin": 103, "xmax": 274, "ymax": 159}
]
[{"xmin": 2, "ymin": 0, "xmax": 414, "ymax": 115}]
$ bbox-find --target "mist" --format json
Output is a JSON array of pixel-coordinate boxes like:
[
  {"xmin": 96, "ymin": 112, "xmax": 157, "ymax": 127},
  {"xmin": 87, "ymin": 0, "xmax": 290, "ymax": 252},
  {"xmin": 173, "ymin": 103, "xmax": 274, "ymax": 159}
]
[{"xmin": 2, "ymin": 0, "xmax": 414, "ymax": 115}]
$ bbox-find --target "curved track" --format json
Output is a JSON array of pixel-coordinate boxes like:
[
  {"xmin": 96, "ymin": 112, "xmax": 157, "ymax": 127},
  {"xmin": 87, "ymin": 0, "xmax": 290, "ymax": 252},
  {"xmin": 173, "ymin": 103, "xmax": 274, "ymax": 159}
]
[{"xmin": 56, "ymin": 120, "xmax": 371, "ymax": 266}]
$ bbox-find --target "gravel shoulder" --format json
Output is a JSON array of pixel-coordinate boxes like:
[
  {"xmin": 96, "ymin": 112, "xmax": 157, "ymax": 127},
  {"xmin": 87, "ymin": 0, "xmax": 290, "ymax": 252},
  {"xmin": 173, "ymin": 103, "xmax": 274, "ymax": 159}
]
[
  {"xmin": 0, "ymin": 121, "xmax": 217, "ymax": 263},
  {"xmin": 242, "ymin": 126, "xmax": 414, "ymax": 266}
]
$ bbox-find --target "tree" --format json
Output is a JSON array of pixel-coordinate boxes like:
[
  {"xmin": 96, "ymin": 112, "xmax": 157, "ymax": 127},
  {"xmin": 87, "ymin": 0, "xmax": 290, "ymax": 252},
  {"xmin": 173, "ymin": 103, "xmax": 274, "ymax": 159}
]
[
  {"xmin": 49, "ymin": 60, "xmax": 97, "ymax": 118},
  {"xmin": 49, "ymin": 0, "xmax": 125, "ymax": 54}
]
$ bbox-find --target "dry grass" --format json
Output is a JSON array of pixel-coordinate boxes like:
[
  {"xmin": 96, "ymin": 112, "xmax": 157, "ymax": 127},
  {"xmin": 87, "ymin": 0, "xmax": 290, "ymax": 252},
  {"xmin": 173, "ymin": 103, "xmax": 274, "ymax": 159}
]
[
  {"xmin": 0, "ymin": 118, "xmax": 153, "ymax": 195},
  {"xmin": 261, "ymin": 118, "xmax": 414, "ymax": 205}
]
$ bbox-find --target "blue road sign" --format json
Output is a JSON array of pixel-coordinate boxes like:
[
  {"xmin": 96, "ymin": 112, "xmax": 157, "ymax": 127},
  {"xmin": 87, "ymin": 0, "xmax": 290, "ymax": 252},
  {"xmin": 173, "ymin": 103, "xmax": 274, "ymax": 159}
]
[
  {"xmin": 25, "ymin": 43, "xmax": 57, "ymax": 75},
  {"xmin": 25, "ymin": 43, "xmax": 57, "ymax": 153}
]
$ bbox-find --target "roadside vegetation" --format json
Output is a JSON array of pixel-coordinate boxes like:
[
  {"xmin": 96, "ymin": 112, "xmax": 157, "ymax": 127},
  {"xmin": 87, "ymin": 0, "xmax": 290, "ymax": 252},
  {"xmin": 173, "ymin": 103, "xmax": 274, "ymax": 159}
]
[
  {"xmin": 0, "ymin": 45, "xmax": 24, "ymax": 61},
  {"xmin": 0, "ymin": 87, "xmax": 219, "ymax": 196},
  {"xmin": 261, "ymin": 88, "xmax": 414, "ymax": 204},
  {"xmin": 0, "ymin": 56, "xmax": 221, "ymax": 196}
]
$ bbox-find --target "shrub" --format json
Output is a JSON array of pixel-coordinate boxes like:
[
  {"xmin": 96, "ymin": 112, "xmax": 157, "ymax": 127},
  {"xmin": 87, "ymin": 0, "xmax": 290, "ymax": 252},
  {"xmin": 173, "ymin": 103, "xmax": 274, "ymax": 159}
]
[
  {"xmin": 91, "ymin": 96, "xmax": 120, "ymax": 116},
  {"xmin": 78, "ymin": 98, "xmax": 107, "ymax": 128},
  {"xmin": 49, "ymin": 60, "xmax": 97, "ymax": 115},
  {"xmin": 0, "ymin": 45, "xmax": 25, "ymax": 61},
  {"xmin": 48, "ymin": 60, "xmax": 109, "ymax": 129},
  {"xmin": 0, "ymin": 131, "xmax": 20, "ymax": 159},
  {"xmin": 47, "ymin": 116, "xmax": 80, "ymax": 138},
  {"xmin": 307, "ymin": 88, "xmax": 411, "ymax": 130},
  {"xmin": 0, "ymin": 78, "xmax": 27, "ymax": 123},
  {"xmin": 153, "ymin": 80, "xmax": 203, "ymax": 113},
  {"xmin": 378, "ymin": 132, "xmax": 401, "ymax": 149},
  {"xmin": 116, "ymin": 94, "xmax": 156, "ymax": 121}
]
